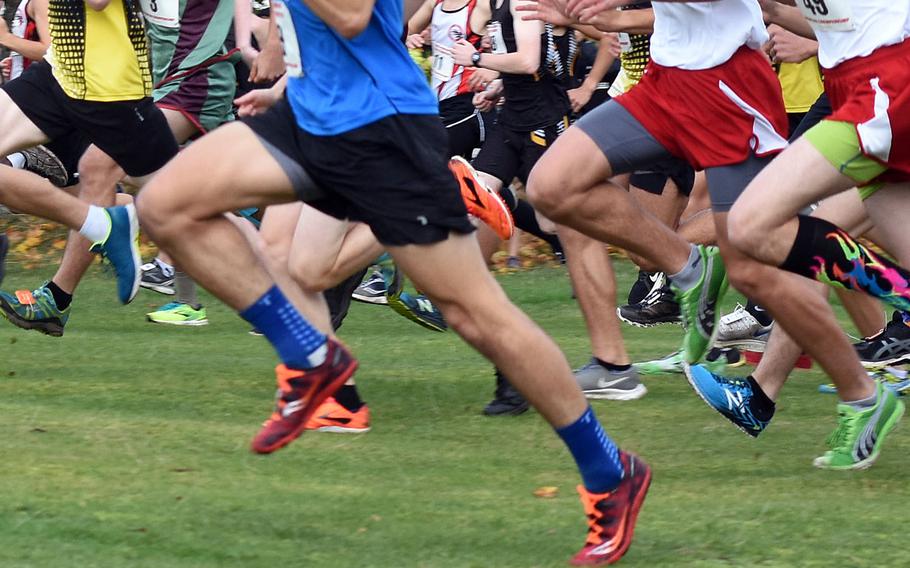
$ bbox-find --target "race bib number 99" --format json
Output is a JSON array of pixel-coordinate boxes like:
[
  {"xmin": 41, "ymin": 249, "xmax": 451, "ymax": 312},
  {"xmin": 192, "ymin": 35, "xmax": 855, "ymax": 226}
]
[
  {"xmin": 797, "ymin": 0, "xmax": 855, "ymax": 32},
  {"xmin": 272, "ymin": 0, "xmax": 303, "ymax": 77},
  {"xmin": 140, "ymin": 0, "xmax": 179, "ymax": 28}
]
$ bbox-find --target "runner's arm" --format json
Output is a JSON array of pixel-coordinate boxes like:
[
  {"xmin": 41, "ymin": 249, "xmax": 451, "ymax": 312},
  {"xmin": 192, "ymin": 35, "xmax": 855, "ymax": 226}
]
[
  {"xmin": 234, "ymin": 0, "xmax": 260, "ymax": 66},
  {"xmin": 0, "ymin": 0, "xmax": 50, "ymax": 61},
  {"xmin": 442, "ymin": 1, "xmax": 544, "ymax": 75},
  {"xmin": 407, "ymin": 0, "xmax": 434, "ymax": 35},
  {"xmin": 760, "ymin": 1, "xmax": 815, "ymax": 40},
  {"xmin": 302, "ymin": 0, "xmax": 375, "ymax": 39}
]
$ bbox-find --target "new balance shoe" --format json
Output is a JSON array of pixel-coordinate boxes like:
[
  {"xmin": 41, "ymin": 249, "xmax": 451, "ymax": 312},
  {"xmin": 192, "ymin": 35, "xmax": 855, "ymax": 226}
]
[
  {"xmin": 714, "ymin": 304, "xmax": 772, "ymax": 352},
  {"xmin": 448, "ymin": 155, "xmax": 514, "ymax": 240},
  {"xmin": 627, "ymin": 270, "xmax": 661, "ymax": 306},
  {"xmin": 684, "ymin": 365, "xmax": 773, "ymax": 437},
  {"xmin": 351, "ymin": 269, "xmax": 387, "ymax": 305},
  {"xmin": 146, "ymin": 302, "xmax": 208, "ymax": 326},
  {"xmin": 571, "ymin": 452, "xmax": 651, "ymax": 566},
  {"xmin": 384, "ymin": 261, "xmax": 447, "ymax": 332},
  {"xmin": 574, "ymin": 359, "xmax": 646, "ymax": 401},
  {"xmin": 0, "ymin": 233, "xmax": 8, "ymax": 286},
  {"xmin": 483, "ymin": 370, "xmax": 530, "ymax": 416},
  {"xmin": 251, "ymin": 339, "xmax": 359, "ymax": 454},
  {"xmin": 813, "ymin": 380, "xmax": 905, "ymax": 470},
  {"xmin": 854, "ymin": 311, "xmax": 910, "ymax": 369},
  {"xmin": 617, "ymin": 279, "xmax": 681, "ymax": 328},
  {"xmin": 140, "ymin": 261, "xmax": 175, "ymax": 295},
  {"xmin": 0, "ymin": 282, "xmax": 70, "ymax": 336},
  {"xmin": 305, "ymin": 397, "xmax": 371, "ymax": 433},
  {"xmin": 673, "ymin": 245, "xmax": 729, "ymax": 364},
  {"xmin": 91, "ymin": 205, "xmax": 142, "ymax": 304},
  {"xmin": 21, "ymin": 145, "xmax": 68, "ymax": 188}
]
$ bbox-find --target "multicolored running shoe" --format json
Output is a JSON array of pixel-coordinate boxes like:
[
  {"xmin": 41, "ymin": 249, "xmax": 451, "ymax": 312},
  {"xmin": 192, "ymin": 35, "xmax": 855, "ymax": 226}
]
[
  {"xmin": 92, "ymin": 205, "xmax": 142, "ymax": 304},
  {"xmin": 673, "ymin": 245, "xmax": 728, "ymax": 364},
  {"xmin": 684, "ymin": 365, "xmax": 772, "ymax": 438},
  {"xmin": 448, "ymin": 155, "xmax": 514, "ymax": 240},
  {"xmin": 305, "ymin": 397, "xmax": 371, "ymax": 433},
  {"xmin": 146, "ymin": 302, "xmax": 208, "ymax": 326},
  {"xmin": 0, "ymin": 282, "xmax": 70, "ymax": 336}
]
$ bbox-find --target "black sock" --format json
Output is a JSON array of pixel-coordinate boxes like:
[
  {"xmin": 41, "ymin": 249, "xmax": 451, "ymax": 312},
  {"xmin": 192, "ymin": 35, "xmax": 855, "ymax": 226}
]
[
  {"xmin": 595, "ymin": 358, "xmax": 632, "ymax": 372},
  {"xmin": 46, "ymin": 280, "xmax": 72, "ymax": 311},
  {"xmin": 334, "ymin": 384, "xmax": 363, "ymax": 412},
  {"xmin": 746, "ymin": 376, "xmax": 775, "ymax": 421},
  {"xmin": 512, "ymin": 199, "xmax": 563, "ymax": 252},
  {"xmin": 745, "ymin": 300, "xmax": 773, "ymax": 327},
  {"xmin": 780, "ymin": 216, "xmax": 910, "ymax": 312}
]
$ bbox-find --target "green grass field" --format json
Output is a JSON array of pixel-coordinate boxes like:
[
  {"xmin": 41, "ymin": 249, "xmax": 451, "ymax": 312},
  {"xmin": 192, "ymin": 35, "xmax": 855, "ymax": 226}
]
[{"xmin": 1, "ymin": 261, "xmax": 908, "ymax": 567}]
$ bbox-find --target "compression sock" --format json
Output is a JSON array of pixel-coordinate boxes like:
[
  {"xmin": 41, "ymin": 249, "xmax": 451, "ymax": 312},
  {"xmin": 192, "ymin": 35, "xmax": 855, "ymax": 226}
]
[
  {"xmin": 745, "ymin": 300, "xmax": 773, "ymax": 327},
  {"xmin": 512, "ymin": 199, "xmax": 563, "ymax": 252},
  {"xmin": 78, "ymin": 206, "xmax": 111, "ymax": 243},
  {"xmin": 240, "ymin": 285, "xmax": 327, "ymax": 369},
  {"xmin": 175, "ymin": 271, "xmax": 199, "ymax": 308},
  {"xmin": 335, "ymin": 383, "xmax": 364, "ymax": 412},
  {"xmin": 780, "ymin": 216, "xmax": 910, "ymax": 312},
  {"xmin": 668, "ymin": 244, "xmax": 702, "ymax": 292},
  {"xmin": 556, "ymin": 406, "xmax": 624, "ymax": 493},
  {"xmin": 46, "ymin": 280, "xmax": 73, "ymax": 311}
]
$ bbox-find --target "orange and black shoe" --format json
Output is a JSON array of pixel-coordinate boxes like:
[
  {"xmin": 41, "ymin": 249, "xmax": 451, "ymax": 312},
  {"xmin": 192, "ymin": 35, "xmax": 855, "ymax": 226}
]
[
  {"xmin": 448, "ymin": 155, "xmax": 514, "ymax": 240},
  {"xmin": 571, "ymin": 452, "xmax": 652, "ymax": 566},
  {"xmin": 251, "ymin": 339, "xmax": 358, "ymax": 454},
  {"xmin": 305, "ymin": 397, "xmax": 372, "ymax": 433}
]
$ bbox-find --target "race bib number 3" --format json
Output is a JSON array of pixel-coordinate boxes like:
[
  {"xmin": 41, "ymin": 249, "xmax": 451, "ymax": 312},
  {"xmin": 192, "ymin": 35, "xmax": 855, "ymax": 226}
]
[
  {"xmin": 272, "ymin": 0, "xmax": 303, "ymax": 77},
  {"xmin": 139, "ymin": 0, "xmax": 179, "ymax": 28},
  {"xmin": 487, "ymin": 22, "xmax": 507, "ymax": 55},
  {"xmin": 431, "ymin": 53, "xmax": 456, "ymax": 82},
  {"xmin": 797, "ymin": 0, "xmax": 855, "ymax": 32}
]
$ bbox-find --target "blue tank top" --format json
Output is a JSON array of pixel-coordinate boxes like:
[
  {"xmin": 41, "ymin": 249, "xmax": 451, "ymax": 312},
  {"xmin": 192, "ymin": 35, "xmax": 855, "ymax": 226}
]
[{"xmin": 284, "ymin": 0, "xmax": 439, "ymax": 136}]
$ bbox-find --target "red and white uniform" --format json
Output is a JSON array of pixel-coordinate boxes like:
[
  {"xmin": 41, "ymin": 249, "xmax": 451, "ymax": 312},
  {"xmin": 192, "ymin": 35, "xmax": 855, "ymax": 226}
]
[
  {"xmin": 430, "ymin": 0, "xmax": 481, "ymax": 101},
  {"xmin": 9, "ymin": 0, "xmax": 38, "ymax": 80},
  {"xmin": 616, "ymin": 0, "xmax": 787, "ymax": 170},
  {"xmin": 804, "ymin": 1, "xmax": 910, "ymax": 182}
]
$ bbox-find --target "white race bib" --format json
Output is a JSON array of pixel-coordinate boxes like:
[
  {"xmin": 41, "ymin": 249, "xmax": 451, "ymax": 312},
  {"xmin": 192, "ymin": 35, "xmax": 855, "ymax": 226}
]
[
  {"xmin": 272, "ymin": 0, "xmax": 303, "ymax": 77},
  {"xmin": 797, "ymin": 0, "xmax": 855, "ymax": 32},
  {"xmin": 487, "ymin": 22, "xmax": 507, "ymax": 55},
  {"xmin": 617, "ymin": 32, "xmax": 632, "ymax": 53},
  {"xmin": 139, "ymin": 0, "xmax": 180, "ymax": 29},
  {"xmin": 431, "ymin": 52, "xmax": 456, "ymax": 82}
]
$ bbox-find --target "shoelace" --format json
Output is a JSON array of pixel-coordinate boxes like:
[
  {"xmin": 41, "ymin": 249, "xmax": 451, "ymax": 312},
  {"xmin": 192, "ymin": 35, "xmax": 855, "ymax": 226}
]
[
  {"xmin": 580, "ymin": 488, "xmax": 618, "ymax": 546},
  {"xmin": 825, "ymin": 409, "xmax": 858, "ymax": 451}
]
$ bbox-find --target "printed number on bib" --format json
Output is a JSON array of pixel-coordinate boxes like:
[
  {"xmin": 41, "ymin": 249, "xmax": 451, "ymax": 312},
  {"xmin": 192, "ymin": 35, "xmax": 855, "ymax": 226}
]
[
  {"xmin": 798, "ymin": 0, "xmax": 854, "ymax": 32},
  {"xmin": 140, "ymin": 0, "xmax": 179, "ymax": 28},
  {"xmin": 272, "ymin": 0, "xmax": 303, "ymax": 77},
  {"xmin": 432, "ymin": 53, "xmax": 456, "ymax": 82},
  {"xmin": 488, "ymin": 22, "xmax": 507, "ymax": 55}
]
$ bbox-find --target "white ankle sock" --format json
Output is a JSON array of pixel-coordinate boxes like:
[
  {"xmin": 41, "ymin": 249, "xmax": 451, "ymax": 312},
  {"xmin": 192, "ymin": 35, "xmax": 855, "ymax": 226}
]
[{"xmin": 78, "ymin": 206, "xmax": 110, "ymax": 243}]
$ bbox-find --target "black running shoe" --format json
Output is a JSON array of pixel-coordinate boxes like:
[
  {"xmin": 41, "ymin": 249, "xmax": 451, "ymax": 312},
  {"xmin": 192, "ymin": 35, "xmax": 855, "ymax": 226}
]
[
  {"xmin": 140, "ymin": 261, "xmax": 176, "ymax": 295},
  {"xmin": 0, "ymin": 233, "xmax": 8, "ymax": 286},
  {"xmin": 854, "ymin": 311, "xmax": 910, "ymax": 369},
  {"xmin": 483, "ymin": 370, "xmax": 530, "ymax": 416},
  {"xmin": 627, "ymin": 270, "xmax": 659, "ymax": 306},
  {"xmin": 21, "ymin": 145, "xmax": 69, "ymax": 188},
  {"xmin": 618, "ymin": 281, "xmax": 681, "ymax": 328}
]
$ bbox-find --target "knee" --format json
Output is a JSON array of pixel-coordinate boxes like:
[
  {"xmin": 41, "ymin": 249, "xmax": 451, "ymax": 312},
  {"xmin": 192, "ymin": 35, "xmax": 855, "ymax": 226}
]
[
  {"xmin": 724, "ymin": 256, "xmax": 766, "ymax": 299},
  {"xmin": 527, "ymin": 165, "xmax": 571, "ymax": 222},
  {"xmin": 77, "ymin": 148, "xmax": 122, "ymax": 196},
  {"xmin": 726, "ymin": 204, "xmax": 765, "ymax": 256},
  {"xmin": 136, "ymin": 181, "xmax": 183, "ymax": 241},
  {"xmin": 288, "ymin": 254, "xmax": 334, "ymax": 293}
]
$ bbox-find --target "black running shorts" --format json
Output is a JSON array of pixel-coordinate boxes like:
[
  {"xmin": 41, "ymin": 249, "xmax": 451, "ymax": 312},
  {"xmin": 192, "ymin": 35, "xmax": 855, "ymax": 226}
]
[
  {"xmin": 243, "ymin": 96, "xmax": 475, "ymax": 247},
  {"xmin": 472, "ymin": 115, "xmax": 569, "ymax": 186},
  {"xmin": 2, "ymin": 61, "xmax": 179, "ymax": 177}
]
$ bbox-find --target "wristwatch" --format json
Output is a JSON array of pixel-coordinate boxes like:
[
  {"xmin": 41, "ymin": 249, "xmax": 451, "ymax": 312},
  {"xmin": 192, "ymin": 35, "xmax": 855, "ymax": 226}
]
[{"xmin": 471, "ymin": 51, "xmax": 483, "ymax": 67}]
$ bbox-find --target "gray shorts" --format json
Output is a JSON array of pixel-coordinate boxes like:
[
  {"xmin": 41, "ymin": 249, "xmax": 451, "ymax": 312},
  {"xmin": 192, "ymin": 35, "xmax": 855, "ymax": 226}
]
[{"xmin": 576, "ymin": 100, "xmax": 772, "ymax": 212}]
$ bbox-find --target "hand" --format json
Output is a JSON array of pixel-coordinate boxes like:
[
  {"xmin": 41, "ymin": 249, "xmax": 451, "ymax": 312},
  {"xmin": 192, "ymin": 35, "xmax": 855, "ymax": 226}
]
[
  {"xmin": 239, "ymin": 45, "xmax": 260, "ymax": 68},
  {"xmin": 516, "ymin": 0, "xmax": 575, "ymax": 26},
  {"xmin": 437, "ymin": 39, "xmax": 478, "ymax": 67},
  {"xmin": 467, "ymin": 67, "xmax": 499, "ymax": 92},
  {"xmin": 768, "ymin": 24, "xmax": 818, "ymax": 63},
  {"xmin": 566, "ymin": 0, "xmax": 625, "ymax": 22},
  {"xmin": 602, "ymin": 32, "xmax": 622, "ymax": 58},
  {"xmin": 480, "ymin": 34, "xmax": 493, "ymax": 52},
  {"xmin": 0, "ymin": 57, "xmax": 10, "ymax": 81},
  {"xmin": 234, "ymin": 88, "xmax": 279, "ymax": 117},
  {"xmin": 567, "ymin": 83, "xmax": 594, "ymax": 113},
  {"xmin": 406, "ymin": 33, "xmax": 425, "ymax": 50},
  {"xmin": 250, "ymin": 40, "xmax": 286, "ymax": 83},
  {"xmin": 473, "ymin": 80, "xmax": 502, "ymax": 111}
]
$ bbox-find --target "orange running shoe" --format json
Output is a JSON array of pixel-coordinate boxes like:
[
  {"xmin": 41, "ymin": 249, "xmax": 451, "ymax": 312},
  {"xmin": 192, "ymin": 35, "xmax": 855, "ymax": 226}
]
[
  {"xmin": 305, "ymin": 397, "xmax": 371, "ymax": 433},
  {"xmin": 448, "ymin": 155, "xmax": 514, "ymax": 240},
  {"xmin": 251, "ymin": 339, "xmax": 358, "ymax": 454},
  {"xmin": 571, "ymin": 452, "xmax": 651, "ymax": 566}
]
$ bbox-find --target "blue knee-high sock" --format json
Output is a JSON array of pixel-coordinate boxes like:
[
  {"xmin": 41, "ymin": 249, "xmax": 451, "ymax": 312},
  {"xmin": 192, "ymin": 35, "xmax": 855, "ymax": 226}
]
[
  {"xmin": 240, "ymin": 286, "xmax": 327, "ymax": 369},
  {"xmin": 556, "ymin": 407, "xmax": 624, "ymax": 493}
]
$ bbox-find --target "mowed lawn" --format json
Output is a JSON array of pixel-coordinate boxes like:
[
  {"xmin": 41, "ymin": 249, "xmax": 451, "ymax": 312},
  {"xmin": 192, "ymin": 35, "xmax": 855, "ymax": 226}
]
[{"xmin": 1, "ymin": 260, "xmax": 908, "ymax": 568}]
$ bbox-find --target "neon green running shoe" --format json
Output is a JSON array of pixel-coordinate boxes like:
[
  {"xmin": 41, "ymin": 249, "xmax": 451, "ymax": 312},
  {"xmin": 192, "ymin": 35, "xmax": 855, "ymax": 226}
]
[
  {"xmin": 673, "ymin": 245, "xmax": 729, "ymax": 364},
  {"xmin": 146, "ymin": 302, "xmax": 208, "ymax": 326},
  {"xmin": 0, "ymin": 282, "xmax": 70, "ymax": 337},
  {"xmin": 636, "ymin": 350, "xmax": 728, "ymax": 376},
  {"xmin": 813, "ymin": 380, "xmax": 905, "ymax": 470}
]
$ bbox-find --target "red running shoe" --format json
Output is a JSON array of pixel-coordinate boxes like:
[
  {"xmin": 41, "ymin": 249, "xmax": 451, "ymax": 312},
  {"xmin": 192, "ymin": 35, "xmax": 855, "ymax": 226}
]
[
  {"xmin": 251, "ymin": 339, "xmax": 358, "ymax": 454},
  {"xmin": 448, "ymin": 155, "xmax": 514, "ymax": 240},
  {"xmin": 571, "ymin": 452, "xmax": 651, "ymax": 566}
]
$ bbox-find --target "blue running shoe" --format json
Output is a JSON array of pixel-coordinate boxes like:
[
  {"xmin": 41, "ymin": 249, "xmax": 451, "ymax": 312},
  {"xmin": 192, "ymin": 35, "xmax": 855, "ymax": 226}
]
[
  {"xmin": 91, "ymin": 204, "xmax": 141, "ymax": 304},
  {"xmin": 684, "ymin": 364, "xmax": 772, "ymax": 437},
  {"xmin": 0, "ymin": 233, "xmax": 8, "ymax": 286}
]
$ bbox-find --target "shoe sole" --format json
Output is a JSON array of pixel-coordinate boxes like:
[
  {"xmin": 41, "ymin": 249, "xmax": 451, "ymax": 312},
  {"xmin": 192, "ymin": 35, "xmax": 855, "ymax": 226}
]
[
  {"xmin": 139, "ymin": 282, "xmax": 176, "ymax": 296},
  {"xmin": 584, "ymin": 384, "xmax": 648, "ymax": 401},
  {"xmin": 683, "ymin": 363, "xmax": 760, "ymax": 439},
  {"xmin": 146, "ymin": 317, "xmax": 209, "ymax": 326},
  {"xmin": 252, "ymin": 352, "xmax": 359, "ymax": 454},
  {"xmin": 859, "ymin": 354, "xmax": 910, "ymax": 370},
  {"xmin": 714, "ymin": 338, "xmax": 768, "ymax": 352},
  {"xmin": 482, "ymin": 404, "xmax": 530, "ymax": 416},
  {"xmin": 616, "ymin": 308, "xmax": 682, "ymax": 328},
  {"xmin": 813, "ymin": 399, "xmax": 905, "ymax": 471},
  {"xmin": 0, "ymin": 297, "xmax": 64, "ymax": 337},
  {"xmin": 351, "ymin": 293, "xmax": 388, "ymax": 305},
  {"xmin": 310, "ymin": 425, "xmax": 371, "ymax": 433}
]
